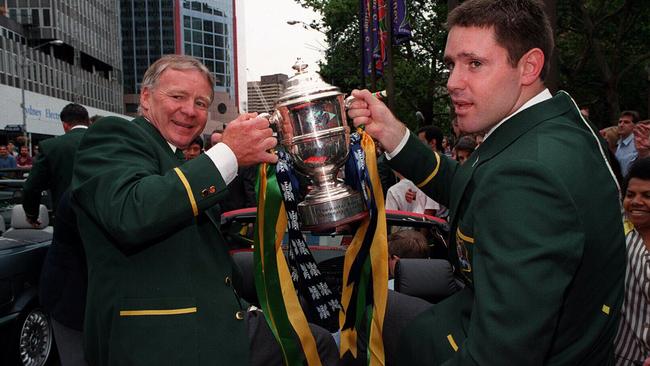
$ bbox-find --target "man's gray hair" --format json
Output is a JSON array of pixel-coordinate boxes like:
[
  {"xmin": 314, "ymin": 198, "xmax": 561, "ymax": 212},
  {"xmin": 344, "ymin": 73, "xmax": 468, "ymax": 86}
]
[{"xmin": 138, "ymin": 54, "xmax": 215, "ymax": 115}]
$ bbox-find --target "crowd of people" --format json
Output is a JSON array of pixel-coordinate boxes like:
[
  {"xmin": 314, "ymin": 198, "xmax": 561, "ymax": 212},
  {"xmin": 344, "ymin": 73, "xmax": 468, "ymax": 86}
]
[{"xmin": 2, "ymin": 0, "xmax": 648, "ymax": 365}]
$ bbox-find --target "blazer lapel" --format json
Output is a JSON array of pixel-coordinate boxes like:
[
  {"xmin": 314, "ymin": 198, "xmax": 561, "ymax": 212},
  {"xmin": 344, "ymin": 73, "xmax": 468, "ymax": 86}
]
[
  {"xmin": 132, "ymin": 117, "xmax": 179, "ymax": 162},
  {"xmin": 447, "ymin": 92, "xmax": 573, "ymax": 224}
]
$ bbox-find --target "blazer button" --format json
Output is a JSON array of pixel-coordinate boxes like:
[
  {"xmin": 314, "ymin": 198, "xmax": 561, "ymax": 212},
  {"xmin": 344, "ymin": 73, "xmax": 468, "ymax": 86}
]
[
  {"xmin": 235, "ymin": 311, "xmax": 245, "ymax": 320},
  {"xmin": 224, "ymin": 276, "xmax": 231, "ymax": 286}
]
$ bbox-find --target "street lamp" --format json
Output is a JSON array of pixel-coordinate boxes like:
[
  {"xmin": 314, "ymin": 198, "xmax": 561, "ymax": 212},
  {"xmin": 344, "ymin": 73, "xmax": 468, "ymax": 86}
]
[{"xmin": 19, "ymin": 39, "xmax": 63, "ymax": 155}]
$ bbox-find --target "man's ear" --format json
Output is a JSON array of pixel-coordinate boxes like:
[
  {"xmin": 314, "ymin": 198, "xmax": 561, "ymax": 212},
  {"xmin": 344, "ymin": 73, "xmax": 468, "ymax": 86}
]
[
  {"xmin": 519, "ymin": 48, "xmax": 544, "ymax": 86},
  {"xmin": 140, "ymin": 87, "xmax": 152, "ymax": 112}
]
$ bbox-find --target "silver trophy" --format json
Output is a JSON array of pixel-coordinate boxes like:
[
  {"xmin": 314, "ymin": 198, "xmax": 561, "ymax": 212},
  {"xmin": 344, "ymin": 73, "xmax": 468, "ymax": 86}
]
[{"xmin": 266, "ymin": 59, "xmax": 367, "ymax": 230}]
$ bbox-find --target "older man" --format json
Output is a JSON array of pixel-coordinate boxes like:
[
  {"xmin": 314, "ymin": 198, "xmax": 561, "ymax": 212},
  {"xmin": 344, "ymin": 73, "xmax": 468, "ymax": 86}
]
[{"xmin": 71, "ymin": 55, "xmax": 279, "ymax": 365}]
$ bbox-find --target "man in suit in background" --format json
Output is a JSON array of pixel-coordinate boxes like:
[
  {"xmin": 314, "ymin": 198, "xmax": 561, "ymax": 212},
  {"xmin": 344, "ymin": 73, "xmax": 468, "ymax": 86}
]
[
  {"xmin": 348, "ymin": 0, "xmax": 625, "ymax": 364},
  {"xmin": 71, "ymin": 55, "xmax": 339, "ymax": 366},
  {"xmin": 23, "ymin": 103, "xmax": 89, "ymax": 224}
]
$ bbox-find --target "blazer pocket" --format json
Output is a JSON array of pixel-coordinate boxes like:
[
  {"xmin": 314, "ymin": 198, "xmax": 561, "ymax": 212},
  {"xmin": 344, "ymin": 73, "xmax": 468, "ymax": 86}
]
[{"xmin": 110, "ymin": 297, "xmax": 199, "ymax": 366}]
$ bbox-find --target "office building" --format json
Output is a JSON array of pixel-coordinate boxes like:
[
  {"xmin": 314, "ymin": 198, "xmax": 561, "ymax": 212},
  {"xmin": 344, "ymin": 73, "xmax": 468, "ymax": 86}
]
[
  {"xmin": 0, "ymin": 1, "xmax": 125, "ymax": 141},
  {"xmin": 120, "ymin": 0, "xmax": 246, "ymax": 134},
  {"xmin": 247, "ymin": 73, "xmax": 288, "ymax": 114}
]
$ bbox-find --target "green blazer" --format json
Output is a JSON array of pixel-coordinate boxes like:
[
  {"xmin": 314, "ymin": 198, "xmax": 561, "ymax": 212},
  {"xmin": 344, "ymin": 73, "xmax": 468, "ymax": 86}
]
[
  {"xmin": 71, "ymin": 117, "xmax": 250, "ymax": 365},
  {"xmin": 391, "ymin": 92, "xmax": 625, "ymax": 365},
  {"xmin": 23, "ymin": 127, "xmax": 86, "ymax": 216}
]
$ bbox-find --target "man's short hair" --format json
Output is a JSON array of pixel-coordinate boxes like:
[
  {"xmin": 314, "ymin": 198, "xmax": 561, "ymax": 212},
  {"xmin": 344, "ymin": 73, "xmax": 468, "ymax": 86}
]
[
  {"xmin": 60, "ymin": 103, "xmax": 89, "ymax": 125},
  {"xmin": 446, "ymin": 0, "xmax": 554, "ymax": 81},
  {"xmin": 620, "ymin": 110, "xmax": 640, "ymax": 124},
  {"xmin": 388, "ymin": 230, "xmax": 429, "ymax": 259},
  {"xmin": 455, "ymin": 135, "xmax": 477, "ymax": 153},
  {"xmin": 416, "ymin": 125, "xmax": 444, "ymax": 151},
  {"xmin": 138, "ymin": 55, "xmax": 215, "ymax": 115}
]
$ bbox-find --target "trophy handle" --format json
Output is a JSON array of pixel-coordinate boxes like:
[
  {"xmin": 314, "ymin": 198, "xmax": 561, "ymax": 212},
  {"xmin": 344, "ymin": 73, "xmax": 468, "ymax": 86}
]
[
  {"xmin": 344, "ymin": 90, "xmax": 387, "ymax": 109},
  {"xmin": 258, "ymin": 110, "xmax": 284, "ymax": 148}
]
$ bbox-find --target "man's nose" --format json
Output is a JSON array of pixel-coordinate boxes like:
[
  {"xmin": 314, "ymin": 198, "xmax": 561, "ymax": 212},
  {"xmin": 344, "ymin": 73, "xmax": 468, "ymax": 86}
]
[
  {"xmin": 180, "ymin": 100, "xmax": 198, "ymax": 117},
  {"xmin": 447, "ymin": 68, "xmax": 464, "ymax": 93}
]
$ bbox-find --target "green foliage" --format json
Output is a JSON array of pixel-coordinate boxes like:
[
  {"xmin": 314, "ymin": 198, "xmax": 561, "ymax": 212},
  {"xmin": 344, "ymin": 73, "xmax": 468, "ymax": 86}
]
[
  {"xmin": 555, "ymin": 0, "xmax": 650, "ymax": 126},
  {"xmin": 296, "ymin": 0, "xmax": 650, "ymax": 133},
  {"xmin": 296, "ymin": 0, "xmax": 452, "ymax": 133}
]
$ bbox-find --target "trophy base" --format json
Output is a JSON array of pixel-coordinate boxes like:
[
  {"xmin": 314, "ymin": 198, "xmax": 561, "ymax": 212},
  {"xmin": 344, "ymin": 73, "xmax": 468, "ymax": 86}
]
[{"xmin": 298, "ymin": 191, "xmax": 368, "ymax": 231}]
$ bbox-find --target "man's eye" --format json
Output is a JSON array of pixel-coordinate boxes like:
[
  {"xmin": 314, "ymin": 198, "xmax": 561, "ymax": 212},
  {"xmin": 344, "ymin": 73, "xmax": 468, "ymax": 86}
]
[
  {"xmin": 196, "ymin": 100, "xmax": 208, "ymax": 109},
  {"xmin": 469, "ymin": 60, "xmax": 482, "ymax": 68}
]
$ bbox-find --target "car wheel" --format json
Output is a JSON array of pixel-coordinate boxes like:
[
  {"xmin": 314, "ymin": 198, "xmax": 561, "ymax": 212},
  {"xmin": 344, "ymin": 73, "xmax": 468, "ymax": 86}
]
[{"xmin": 17, "ymin": 307, "xmax": 53, "ymax": 366}]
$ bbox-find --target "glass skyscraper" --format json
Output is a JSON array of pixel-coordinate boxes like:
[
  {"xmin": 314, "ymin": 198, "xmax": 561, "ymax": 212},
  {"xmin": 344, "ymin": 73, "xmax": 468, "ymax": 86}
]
[{"xmin": 121, "ymin": 0, "xmax": 241, "ymax": 131}]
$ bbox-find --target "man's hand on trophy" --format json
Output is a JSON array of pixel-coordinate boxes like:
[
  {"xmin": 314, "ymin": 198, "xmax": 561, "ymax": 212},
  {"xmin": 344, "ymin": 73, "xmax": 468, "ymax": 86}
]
[
  {"xmin": 222, "ymin": 113, "xmax": 278, "ymax": 166},
  {"xmin": 347, "ymin": 89, "xmax": 407, "ymax": 153}
]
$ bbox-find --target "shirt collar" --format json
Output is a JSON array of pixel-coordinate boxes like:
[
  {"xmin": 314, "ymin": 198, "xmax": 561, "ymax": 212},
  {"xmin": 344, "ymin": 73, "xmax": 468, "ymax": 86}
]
[
  {"xmin": 70, "ymin": 125, "xmax": 88, "ymax": 130},
  {"xmin": 142, "ymin": 117, "xmax": 180, "ymax": 153},
  {"xmin": 483, "ymin": 88, "xmax": 553, "ymax": 141},
  {"xmin": 619, "ymin": 133, "xmax": 634, "ymax": 146},
  {"xmin": 167, "ymin": 141, "xmax": 181, "ymax": 153}
]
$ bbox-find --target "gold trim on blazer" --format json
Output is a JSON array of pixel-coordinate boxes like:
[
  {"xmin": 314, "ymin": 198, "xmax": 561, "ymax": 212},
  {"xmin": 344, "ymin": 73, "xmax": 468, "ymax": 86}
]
[
  {"xmin": 417, "ymin": 152, "xmax": 441, "ymax": 188},
  {"xmin": 119, "ymin": 307, "xmax": 198, "ymax": 316},
  {"xmin": 174, "ymin": 167, "xmax": 198, "ymax": 217}
]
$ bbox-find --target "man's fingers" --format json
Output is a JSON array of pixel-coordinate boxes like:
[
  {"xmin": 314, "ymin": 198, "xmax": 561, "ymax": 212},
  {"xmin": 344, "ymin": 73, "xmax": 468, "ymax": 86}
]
[
  {"xmin": 351, "ymin": 89, "xmax": 381, "ymax": 107},
  {"xmin": 351, "ymin": 116, "xmax": 370, "ymax": 128},
  {"xmin": 210, "ymin": 133, "xmax": 223, "ymax": 145}
]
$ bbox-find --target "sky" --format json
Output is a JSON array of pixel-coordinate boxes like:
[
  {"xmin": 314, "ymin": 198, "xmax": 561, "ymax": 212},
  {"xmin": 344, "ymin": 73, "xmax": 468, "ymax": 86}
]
[{"xmin": 242, "ymin": 0, "xmax": 326, "ymax": 82}]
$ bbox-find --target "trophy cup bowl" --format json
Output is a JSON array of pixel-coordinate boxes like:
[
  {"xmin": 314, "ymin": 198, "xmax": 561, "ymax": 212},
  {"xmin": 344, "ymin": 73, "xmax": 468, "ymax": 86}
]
[{"xmin": 269, "ymin": 60, "xmax": 368, "ymax": 230}]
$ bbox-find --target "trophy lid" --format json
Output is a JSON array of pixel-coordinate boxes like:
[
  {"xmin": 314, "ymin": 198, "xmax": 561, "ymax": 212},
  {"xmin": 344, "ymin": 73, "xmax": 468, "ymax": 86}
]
[{"xmin": 275, "ymin": 58, "xmax": 342, "ymax": 107}]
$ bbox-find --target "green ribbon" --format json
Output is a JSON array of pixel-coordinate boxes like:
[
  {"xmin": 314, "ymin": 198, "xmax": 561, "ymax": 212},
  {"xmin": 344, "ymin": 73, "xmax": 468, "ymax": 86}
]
[{"xmin": 253, "ymin": 164, "xmax": 304, "ymax": 366}]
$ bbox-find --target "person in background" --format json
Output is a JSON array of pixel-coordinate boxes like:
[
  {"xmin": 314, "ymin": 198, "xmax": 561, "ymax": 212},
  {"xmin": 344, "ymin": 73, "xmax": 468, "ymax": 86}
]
[
  {"xmin": 601, "ymin": 125, "xmax": 620, "ymax": 154},
  {"xmin": 7, "ymin": 140, "xmax": 17, "ymax": 157},
  {"xmin": 386, "ymin": 171, "xmax": 439, "ymax": 217},
  {"xmin": 347, "ymin": 0, "xmax": 624, "ymax": 364},
  {"xmin": 453, "ymin": 135, "xmax": 477, "ymax": 165},
  {"xmin": 387, "ymin": 230, "xmax": 429, "ymax": 290},
  {"xmin": 416, "ymin": 125, "xmax": 444, "ymax": 153},
  {"xmin": 0, "ymin": 145, "xmax": 17, "ymax": 170},
  {"xmin": 16, "ymin": 145, "xmax": 33, "ymax": 168},
  {"xmin": 614, "ymin": 157, "xmax": 650, "ymax": 366},
  {"xmin": 633, "ymin": 120, "xmax": 650, "ymax": 160},
  {"xmin": 88, "ymin": 115, "xmax": 103, "ymax": 125},
  {"xmin": 23, "ymin": 103, "xmax": 89, "ymax": 222},
  {"xmin": 183, "ymin": 136, "xmax": 204, "ymax": 160},
  {"xmin": 616, "ymin": 110, "xmax": 640, "ymax": 177},
  {"xmin": 39, "ymin": 189, "xmax": 88, "ymax": 366}
]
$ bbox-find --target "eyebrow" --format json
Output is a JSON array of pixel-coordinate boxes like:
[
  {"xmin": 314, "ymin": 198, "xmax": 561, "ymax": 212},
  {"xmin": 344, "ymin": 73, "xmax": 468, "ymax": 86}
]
[{"xmin": 444, "ymin": 52, "xmax": 486, "ymax": 64}]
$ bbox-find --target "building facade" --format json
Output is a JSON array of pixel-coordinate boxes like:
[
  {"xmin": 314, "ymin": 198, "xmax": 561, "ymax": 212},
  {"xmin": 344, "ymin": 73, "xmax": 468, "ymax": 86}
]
[
  {"xmin": 247, "ymin": 73, "xmax": 288, "ymax": 114},
  {"xmin": 0, "ymin": 0, "xmax": 125, "ymax": 139},
  {"xmin": 120, "ymin": 0, "xmax": 245, "ymax": 134}
]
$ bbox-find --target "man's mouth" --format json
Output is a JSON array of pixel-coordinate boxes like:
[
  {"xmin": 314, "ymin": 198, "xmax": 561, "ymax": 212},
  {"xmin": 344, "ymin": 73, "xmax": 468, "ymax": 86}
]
[
  {"xmin": 452, "ymin": 100, "xmax": 472, "ymax": 114},
  {"xmin": 173, "ymin": 120, "xmax": 194, "ymax": 130}
]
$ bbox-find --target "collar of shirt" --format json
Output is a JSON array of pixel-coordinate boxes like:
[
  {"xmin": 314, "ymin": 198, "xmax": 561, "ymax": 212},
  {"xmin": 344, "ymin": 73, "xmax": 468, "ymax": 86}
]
[
  {"xmin": 483, "ymin": 88, "xmax": 553, "ymax": 141},
  {"xmin": 167, "ymin": 141, "xmax": 181, "ymax": 155},
  {"xmin": 619, "ymin": 133, "xmax": 634, "ymax": 147},
  {"xmin": 70, "ymin": 125, "xmax": 88, "ymax": 130}
]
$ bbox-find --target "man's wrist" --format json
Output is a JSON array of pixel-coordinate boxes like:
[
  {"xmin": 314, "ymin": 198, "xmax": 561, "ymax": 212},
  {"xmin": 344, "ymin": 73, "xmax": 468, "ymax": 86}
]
[{"xmin": 385, "ymin": 128, "xmax": 410, "ymax": 160}]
